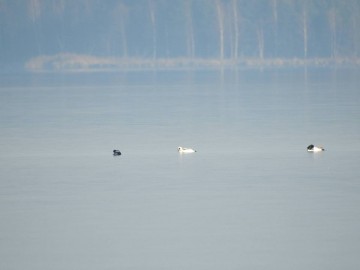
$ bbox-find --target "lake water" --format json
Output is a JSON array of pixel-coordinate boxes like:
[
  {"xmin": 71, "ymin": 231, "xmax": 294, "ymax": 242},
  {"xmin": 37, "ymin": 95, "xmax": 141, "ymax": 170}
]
[{"xmin": 1, "ymin": 68, "xmax": 360, "ymax": 270}]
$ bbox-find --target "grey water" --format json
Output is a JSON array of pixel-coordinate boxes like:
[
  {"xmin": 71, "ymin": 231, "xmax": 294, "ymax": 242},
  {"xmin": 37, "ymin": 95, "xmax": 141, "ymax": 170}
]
[{"xmin": 1, "ymin": 69, "xmax": 360, "ymax": 270}]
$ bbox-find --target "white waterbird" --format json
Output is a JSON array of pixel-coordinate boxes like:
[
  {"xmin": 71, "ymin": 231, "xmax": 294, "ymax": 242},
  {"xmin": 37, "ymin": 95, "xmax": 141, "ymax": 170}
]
[
  {"xmin": 178, "ymin": 146, "xmax": 196, "ymax": 153},
  {"xmin": 307, "ymin": 144, "xmax": 325, "ymax": 152}
]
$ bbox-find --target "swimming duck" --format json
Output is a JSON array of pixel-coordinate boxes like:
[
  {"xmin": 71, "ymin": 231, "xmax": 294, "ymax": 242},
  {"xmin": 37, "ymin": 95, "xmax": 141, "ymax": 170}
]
[
  {"xmin": 307, "ymin": 144, "xmax": 324, "ymax": 152},
  {"xmin": 113, "ymin": 150, "xmax": 121, "ymax": 156},
  {"xmin": 178, "ymin": 146, "xmax": 196, "ymax": 153}
]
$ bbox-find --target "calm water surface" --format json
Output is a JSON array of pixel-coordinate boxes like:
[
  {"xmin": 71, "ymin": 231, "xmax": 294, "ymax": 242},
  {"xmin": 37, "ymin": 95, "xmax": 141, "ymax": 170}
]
[{"xmin": 1, "ymin": 69, "xmax": 360, "ymax": 270}]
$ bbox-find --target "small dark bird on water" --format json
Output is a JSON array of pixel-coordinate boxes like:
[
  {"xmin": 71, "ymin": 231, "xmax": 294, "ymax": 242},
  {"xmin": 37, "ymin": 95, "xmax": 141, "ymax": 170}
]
[{"xmin": 113, "ymin": 150, "xmax": 121, "ymax": 156}]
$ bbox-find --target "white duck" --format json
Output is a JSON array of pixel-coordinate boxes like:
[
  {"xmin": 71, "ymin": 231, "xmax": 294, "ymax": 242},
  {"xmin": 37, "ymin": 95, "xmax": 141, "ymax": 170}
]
[
  {"xmin": 178, "ymin": 146, "xmax": 196, "ymax": 153},
  {"xmin": 307, "ymin": 144, "xmax": 325, "ymax": 152}
]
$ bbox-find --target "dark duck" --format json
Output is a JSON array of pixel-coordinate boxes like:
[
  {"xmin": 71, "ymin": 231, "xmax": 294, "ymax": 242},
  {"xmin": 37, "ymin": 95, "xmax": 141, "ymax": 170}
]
[{"xmin": 113, "ymin": 150, "xmax": 121, "ymax": 156}]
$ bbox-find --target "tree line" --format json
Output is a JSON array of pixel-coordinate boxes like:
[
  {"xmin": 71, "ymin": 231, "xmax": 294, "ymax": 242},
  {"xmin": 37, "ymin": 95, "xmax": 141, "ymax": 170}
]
[{"xmin": 1, "ymin": 0, "xmax": 360, "ymax": 65}]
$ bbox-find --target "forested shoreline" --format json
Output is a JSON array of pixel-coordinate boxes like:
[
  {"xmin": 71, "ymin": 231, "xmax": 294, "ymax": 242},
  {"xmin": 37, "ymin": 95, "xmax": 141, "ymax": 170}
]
[
  {"xmin": 25, "ymin": 53, "xmax": 360, "ymax": 72},
  {"xmin": 1, "ymin": 0, "xmax": 360, "ymax": 71}
]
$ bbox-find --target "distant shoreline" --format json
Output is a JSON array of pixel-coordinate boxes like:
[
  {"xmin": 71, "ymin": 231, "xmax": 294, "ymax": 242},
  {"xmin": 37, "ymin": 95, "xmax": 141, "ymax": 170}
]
[{"xmin": 25, "ymin": 53, "xmax": 360, "ymax": 72}]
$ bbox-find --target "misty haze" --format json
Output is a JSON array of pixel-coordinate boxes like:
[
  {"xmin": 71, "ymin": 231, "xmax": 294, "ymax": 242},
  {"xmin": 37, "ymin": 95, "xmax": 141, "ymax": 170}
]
[
  {"xmin": 0, "ymin": 0, "xmax": 360, "ymax": 71},
  {"xmin": 1, "ymin": 1, "xmax": 360, "ymax": 270}
]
